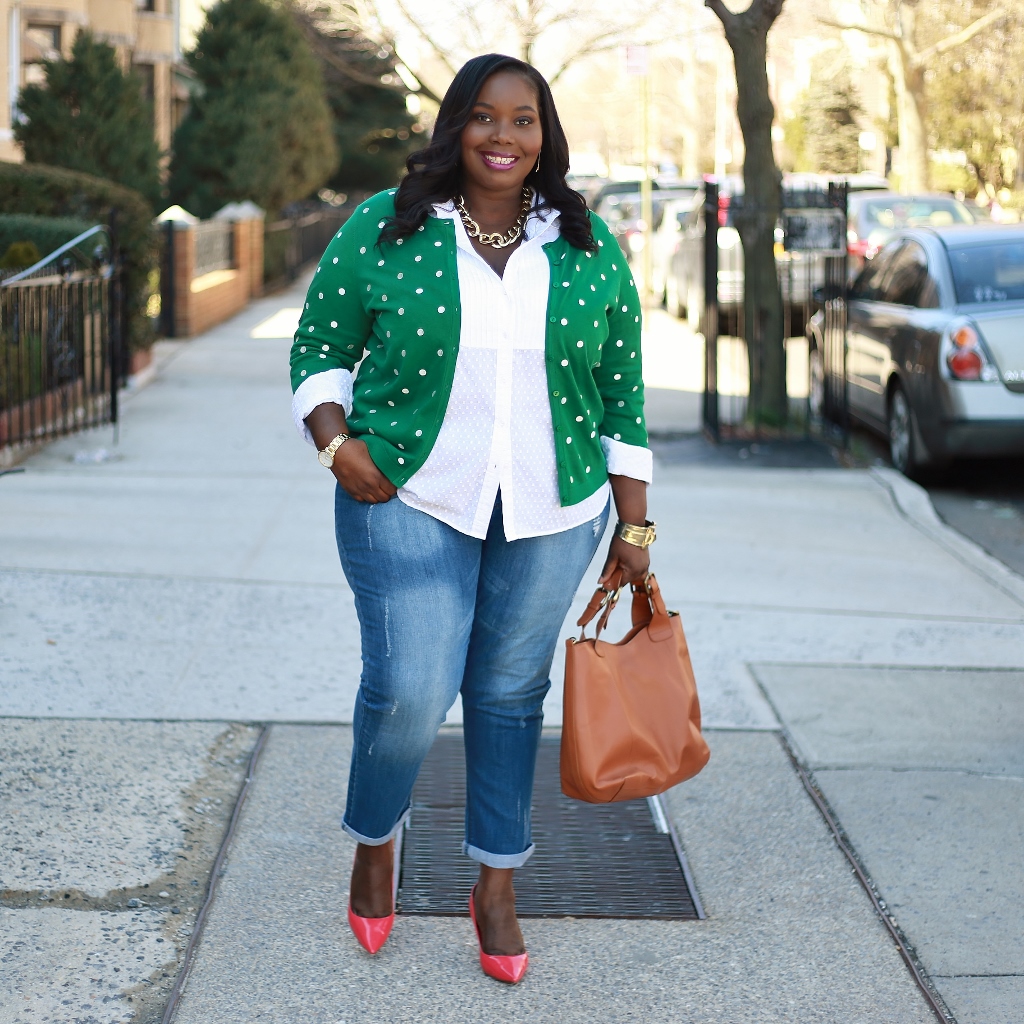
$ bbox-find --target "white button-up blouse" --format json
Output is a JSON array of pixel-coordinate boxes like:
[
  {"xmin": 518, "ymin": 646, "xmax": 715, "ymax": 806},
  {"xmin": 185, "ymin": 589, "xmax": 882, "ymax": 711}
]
[{"xmin": 291, "ymin": 200, "xmax": 653, "ymax": 541}]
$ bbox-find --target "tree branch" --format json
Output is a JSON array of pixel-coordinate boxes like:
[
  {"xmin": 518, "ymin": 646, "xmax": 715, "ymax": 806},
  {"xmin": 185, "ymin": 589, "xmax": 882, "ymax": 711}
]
[
  {"xmin": 546, "ymin": 23, "xmax": 637, "ymax": 85},
  {"xmin": 816, "ymin": 17, "xmax": 900, "ymax": 43},
  {"xmin": 917, "ymin": 5, "xmax": 1007, "ymax": 65},
  {"xmin": 392, "ymin": 0, "xmax": 460, "ymax": 77},
  {"xmin": 704, "ymin": 0, "xmax": 737, "ymax": 34},
  {"xmin": 296, "ymin": 0, "xmax": 446, "ymax": 106},
  {"xmin": 547, "ymin": 41, "xmax": 624, "ymax": 85}
]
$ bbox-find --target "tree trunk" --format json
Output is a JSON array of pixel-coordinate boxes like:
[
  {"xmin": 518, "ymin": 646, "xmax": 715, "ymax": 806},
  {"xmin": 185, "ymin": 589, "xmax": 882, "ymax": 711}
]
[
  {"xmin": 709, "ymin": 0, "xmax": 787, "ymax": 427},
  {"xmin": 889, "ymin": 4, "xmax": 929, "ymax": 193}
]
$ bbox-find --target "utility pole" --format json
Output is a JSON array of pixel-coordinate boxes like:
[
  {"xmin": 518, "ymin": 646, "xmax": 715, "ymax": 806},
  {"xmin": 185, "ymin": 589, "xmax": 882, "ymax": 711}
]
[
  {"xmin": 714, "ymin": 43, "xmax": 730, "ymax": 179},
  {"xmin": 626, "ymin": 44, "xmax": 653, "ymax": 310}
]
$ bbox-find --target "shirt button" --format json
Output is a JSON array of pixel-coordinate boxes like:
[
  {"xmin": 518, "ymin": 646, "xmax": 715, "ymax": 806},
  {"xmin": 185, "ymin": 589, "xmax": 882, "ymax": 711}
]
[
  {"xmin": 549, "ymin": 316, "xmax": 556, "ymax": 323},
  {"xmin": 552, "ymin": 391, "xmax": 559, "ymax": 397}
]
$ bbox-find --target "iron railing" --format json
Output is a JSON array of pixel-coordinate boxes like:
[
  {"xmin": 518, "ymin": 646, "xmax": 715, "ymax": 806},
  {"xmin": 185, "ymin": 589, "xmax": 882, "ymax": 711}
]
[
  {"xmin": 700, "ymin": 179, "xmax": 849, "ymax": 442},
  {"xmin": 192, "ymin": 220, "xmax": 234, "ymax": 278},
  {"xmin": 1, "ymin": 228, "xmax": 123, "ymax": 449},
  {"xmin": 264, "ymin": 205, "xmax": 351, "ymax": 289}
]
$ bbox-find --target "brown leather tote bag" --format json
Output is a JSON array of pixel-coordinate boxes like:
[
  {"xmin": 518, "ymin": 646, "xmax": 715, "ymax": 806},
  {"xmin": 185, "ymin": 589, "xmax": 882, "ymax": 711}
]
[{"xmin": 561, "ymin": 572, "xmax": 710, "ymax": 803}]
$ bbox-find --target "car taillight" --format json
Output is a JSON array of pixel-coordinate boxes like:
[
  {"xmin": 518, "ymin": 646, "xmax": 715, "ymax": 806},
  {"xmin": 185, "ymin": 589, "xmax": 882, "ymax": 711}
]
[
  {"xmin": 945, "ymin": 322, "xmax": 997, "ymax": 381},
  {"xmin": 847, "ymin": 237, "xmax": 880, "ymax": 260},
  {"xmin": 718, "ymin": 194, "xmax": 730, "ymax": 227},
  {"xmin": 948, "ymin": 348, "xmax": 984, "ymax": 379}
]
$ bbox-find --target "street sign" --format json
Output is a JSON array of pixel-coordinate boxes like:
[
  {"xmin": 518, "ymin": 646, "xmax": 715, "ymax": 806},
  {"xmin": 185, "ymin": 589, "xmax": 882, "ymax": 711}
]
[
  {"xmin": 625, "ymin": 45, "xmax": 649, "ymax": 76},
  {"xmin": 782, "ymin": 207, "xmax": 845, "ymax": 255}
]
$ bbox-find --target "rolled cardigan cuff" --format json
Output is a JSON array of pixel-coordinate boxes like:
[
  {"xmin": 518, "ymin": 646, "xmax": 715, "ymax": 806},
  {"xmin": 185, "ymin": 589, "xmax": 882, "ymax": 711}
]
[
  {"xmin": 291, "ymin": 368, "xmax": 353, "ymax": 445},
  {"xmin": 601, "ymin": 436, "xmax": 653, "ymax": 483}
]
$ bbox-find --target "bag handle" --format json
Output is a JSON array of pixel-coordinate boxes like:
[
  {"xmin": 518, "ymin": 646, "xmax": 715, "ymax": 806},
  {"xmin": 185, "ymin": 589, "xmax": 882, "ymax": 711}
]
[
  {"xmin": 576, "ymin": 572, "xmax": 624, "ymax": 641},
  {"xmin": 576, "ymin": 572, "xmax": 673, "ymax": 643}
]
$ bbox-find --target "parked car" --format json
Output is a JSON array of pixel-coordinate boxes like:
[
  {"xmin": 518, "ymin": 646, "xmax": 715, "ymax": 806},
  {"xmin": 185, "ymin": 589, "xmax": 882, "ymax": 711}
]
[
  {"xmin": 663, "ymin": 179, "xmax": 815, "ymax": 331},
  {"xmin": 596, "ymin": 185, "xmax": 701, "ymax": 259},
  {"xmin": 650, "ymin": 195, "xmax": 703, "ymax": 301},
  {"xmin": 846, "ymin": 192, "xmax": 975, "ymax": 274},
  {"xmin": 586, "ymin": 178, "xmax": 664, "ymax": 211},
  {"xmin": 663, "ymin": 180, "xmax": 762, "ymax": 335},
  {"xmin": 807, "ymin": 224, "xmax": 1024, "ymax": 475}
]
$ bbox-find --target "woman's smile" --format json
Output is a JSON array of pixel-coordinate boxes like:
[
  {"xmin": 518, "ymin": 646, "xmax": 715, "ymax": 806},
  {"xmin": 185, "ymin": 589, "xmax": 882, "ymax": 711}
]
[{"xmin": 478, "ymin": 151, "xmax": 520, "ymax": 170}]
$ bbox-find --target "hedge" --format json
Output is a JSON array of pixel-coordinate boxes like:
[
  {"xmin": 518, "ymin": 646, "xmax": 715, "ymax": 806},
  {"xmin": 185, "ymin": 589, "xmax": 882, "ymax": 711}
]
[
  {"xmin": 0, "ymin": 161, "xmax": 157, "ymax": 350},
  {"xmin": 0, "ymin": 213, "xmax": 96, "ymax": 268}
]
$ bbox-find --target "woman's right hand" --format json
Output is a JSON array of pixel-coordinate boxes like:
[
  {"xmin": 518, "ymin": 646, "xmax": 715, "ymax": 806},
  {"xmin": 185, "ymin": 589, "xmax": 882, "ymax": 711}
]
[{"xmin": 332, "ymin": 439, "xmax": 397, "ymax": 503}]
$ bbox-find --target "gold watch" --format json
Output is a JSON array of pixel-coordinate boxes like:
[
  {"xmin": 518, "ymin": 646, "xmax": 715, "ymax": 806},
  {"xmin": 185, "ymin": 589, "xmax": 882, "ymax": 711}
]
[
  {"xmin": 615, "ymin": 519, "xmax": 657, "ymax": 548},
  {"xmin": 317, "ymin": 432, "xmax": 350, "ymax": 468}
]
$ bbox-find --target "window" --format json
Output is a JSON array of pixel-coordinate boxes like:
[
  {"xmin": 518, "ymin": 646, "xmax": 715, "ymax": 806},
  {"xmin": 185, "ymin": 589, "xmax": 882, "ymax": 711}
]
[
  {"xmin": 858, "ymin": 197, "xmax": 974, "ymax": 231},
  {"xmin": 850, "ymin": 241, "xmax": 900, "ymax": 301},
  {"xmin": 882, "ymin": 241, "xmax": 940, "ymax": 308},
  {"xmin": 948, "ymin": 241, "xmax": 1024, "ymax": 304},
  {"xmin": 22, "ymin": 24, "xmax": 61, "ymax": 86},
  {"xmin": 134, "ymin": 63, "xmax": 155, "ymax": 103}
]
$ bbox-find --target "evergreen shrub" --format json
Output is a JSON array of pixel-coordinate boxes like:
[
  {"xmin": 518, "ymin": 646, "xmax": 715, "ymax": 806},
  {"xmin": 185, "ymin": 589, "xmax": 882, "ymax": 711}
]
[
  {"xmin": 13, "ymin": 32, "xmax": 162, "ymax": 209},
  {"xmin": 0, "ymin": 241, "xmax": 41, "ymax": 270},
  {"xmin": 0, "ymin": 161, "xmax": 158, "ymax": 349},
  {"xmin": 0, "ymin": 214, "xmax": 95, "ymax": 267},
  {"xmin": 170, "ymin": 0, "xmax": 337, "ymax": 218}
]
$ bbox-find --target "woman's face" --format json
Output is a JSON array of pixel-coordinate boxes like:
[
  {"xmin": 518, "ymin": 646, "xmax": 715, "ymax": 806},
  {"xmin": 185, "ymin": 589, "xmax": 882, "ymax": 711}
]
[{"xmin": 460, "ymin": 71, "xmax": 543, "ymax": 196}]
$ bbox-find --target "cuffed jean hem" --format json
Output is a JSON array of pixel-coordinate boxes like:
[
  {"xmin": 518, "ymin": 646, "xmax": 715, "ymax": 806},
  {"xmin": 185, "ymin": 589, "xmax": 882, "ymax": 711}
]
[
  {"xmin": 342, "ymin": 808, "xmax": 410, "ymax": 847},
  {"xmin": 463, "ymin": 840, "xmax": 535, "ymax": 869}
]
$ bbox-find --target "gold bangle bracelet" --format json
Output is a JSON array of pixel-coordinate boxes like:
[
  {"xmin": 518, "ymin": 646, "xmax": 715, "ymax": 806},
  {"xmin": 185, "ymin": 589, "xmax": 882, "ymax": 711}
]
[{"xmin": 615, "ymin": 519, "xmax": 656, "ymax": 548}]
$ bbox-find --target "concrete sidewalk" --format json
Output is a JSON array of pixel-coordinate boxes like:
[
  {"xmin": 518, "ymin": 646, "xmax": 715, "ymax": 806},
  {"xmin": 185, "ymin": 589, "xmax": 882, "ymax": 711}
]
[{"xmin": 1, "ymin": 276, "xmax": 1022, "ymax": 1023}]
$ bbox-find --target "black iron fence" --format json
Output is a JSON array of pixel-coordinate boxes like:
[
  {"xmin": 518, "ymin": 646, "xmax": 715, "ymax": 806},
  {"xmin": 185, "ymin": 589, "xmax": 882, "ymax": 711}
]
[
  {"xmin": 1, "ymin": 226, "xmax": 124, "ymax": 450},
  {"xmin": 700, "ymin": 179, "xmax": 849, "ymax": 443},
  {"xmin": 264, "ymin": 204, "xmax": 351, "ymax": 290}
]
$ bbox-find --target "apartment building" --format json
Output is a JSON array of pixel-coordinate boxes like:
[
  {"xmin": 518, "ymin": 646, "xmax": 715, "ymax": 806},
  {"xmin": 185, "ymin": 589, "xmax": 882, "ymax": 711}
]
[{"xmin": 0, "ymin": 0, "xmax": 184, "ymax": 163}]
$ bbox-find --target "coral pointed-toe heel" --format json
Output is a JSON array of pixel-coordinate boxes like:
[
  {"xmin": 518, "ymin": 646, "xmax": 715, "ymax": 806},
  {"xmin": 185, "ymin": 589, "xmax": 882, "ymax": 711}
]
[
  {"xmin": 347, "ymin": 904, "xmax": 395, "ymax": 955},
  {"xmin": 469, "ymin": 885, "xmax": 529, "ymax": 984}
]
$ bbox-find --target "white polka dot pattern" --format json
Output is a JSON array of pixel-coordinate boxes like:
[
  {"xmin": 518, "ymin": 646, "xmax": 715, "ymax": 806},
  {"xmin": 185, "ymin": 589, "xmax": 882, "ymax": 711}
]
[
  {"xmin": 289, "ymin": 187, "xmax": 649, "ymax": 515},
  {"xmin": 398, "ymin": 203, "xmax": 610, "ymax": 540}
]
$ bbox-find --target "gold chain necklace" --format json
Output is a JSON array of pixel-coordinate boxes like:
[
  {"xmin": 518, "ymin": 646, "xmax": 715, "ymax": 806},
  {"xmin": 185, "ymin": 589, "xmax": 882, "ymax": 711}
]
[{"xmin": 455, "ymin": 187, "xmax": 532, "ymax": 249}]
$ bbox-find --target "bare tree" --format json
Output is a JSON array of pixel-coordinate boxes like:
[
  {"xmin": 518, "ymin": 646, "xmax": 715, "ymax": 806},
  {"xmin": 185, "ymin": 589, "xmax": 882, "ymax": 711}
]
[
  {"xmin": 822, "ymin": 1, "xmax": 1007, "ymax": 192},
  {"xmin": 330, "ymin": 0, "xmax": 659, "ymax": 101},
  {"xmin": 705, "ymin": 0, "xmax": 788, "ymax": 427},
  {"xmin": 313, "ymin": 0, "xmax": 447, "ymax": 104}
]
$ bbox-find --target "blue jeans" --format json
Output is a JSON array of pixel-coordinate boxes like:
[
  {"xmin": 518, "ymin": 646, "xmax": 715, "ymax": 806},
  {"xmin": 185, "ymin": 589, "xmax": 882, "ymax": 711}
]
[{"xmin": 335, "ymin": 487, "xmax": 608, "ymax": 868}]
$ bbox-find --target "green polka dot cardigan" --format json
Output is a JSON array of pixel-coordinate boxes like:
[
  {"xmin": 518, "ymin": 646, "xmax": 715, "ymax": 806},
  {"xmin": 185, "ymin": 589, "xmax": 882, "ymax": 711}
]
[{"xmin": 289, "ymin": 189, "xmax": 647, "ymax": 507}]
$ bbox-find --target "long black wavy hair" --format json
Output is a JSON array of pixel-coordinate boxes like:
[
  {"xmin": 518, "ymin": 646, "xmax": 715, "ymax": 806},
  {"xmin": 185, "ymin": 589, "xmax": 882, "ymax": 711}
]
[{"xmin": 379, "ymin": 53, "xmax": 595, "ymax": 252}]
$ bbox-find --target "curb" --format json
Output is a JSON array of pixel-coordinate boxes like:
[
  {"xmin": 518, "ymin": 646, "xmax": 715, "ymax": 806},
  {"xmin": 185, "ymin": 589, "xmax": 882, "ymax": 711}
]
[{"xmin": 870, "ymin": 466, "xmax": 1024, "ymax": 610}]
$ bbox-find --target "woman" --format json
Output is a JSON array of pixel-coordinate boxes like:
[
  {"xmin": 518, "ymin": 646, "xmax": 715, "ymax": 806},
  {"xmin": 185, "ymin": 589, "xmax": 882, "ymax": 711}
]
[{"xmin": 289, "ymin": 53, "xmax": 653, "ymax": 984}]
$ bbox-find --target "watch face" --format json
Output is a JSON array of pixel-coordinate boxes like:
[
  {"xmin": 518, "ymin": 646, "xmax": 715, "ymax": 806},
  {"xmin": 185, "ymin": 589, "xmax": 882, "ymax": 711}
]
[{"xmin": 318, "ymin": 450, "xmax": 333, "ymax": 468}]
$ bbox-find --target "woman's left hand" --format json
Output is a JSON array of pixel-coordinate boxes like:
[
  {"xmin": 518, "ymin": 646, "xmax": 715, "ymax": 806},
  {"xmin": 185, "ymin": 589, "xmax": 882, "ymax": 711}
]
[{"xmin": 599, "ymin": 535, "xmax": 650, "ymax": 589}]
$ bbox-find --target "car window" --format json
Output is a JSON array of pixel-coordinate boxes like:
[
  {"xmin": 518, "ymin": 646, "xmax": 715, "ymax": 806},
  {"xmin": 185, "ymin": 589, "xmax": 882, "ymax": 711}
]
[
  {"xmin": 858, "ymin": 197, "xmax": 973, "ymax": 230},
  {"xmin": 598, "ymin": 194, "xmax": 640, "ymax": 223},
  {"xmin": 948, "ymin": 241, "xmax": 1024, "ymax": 303},
  {"xmin": 881, "ymin": 241, "xmax": 940, "ymax": 307},
  {"xmin": 850, "ymin": 241, "xmax": 901, "ymax": 300}
]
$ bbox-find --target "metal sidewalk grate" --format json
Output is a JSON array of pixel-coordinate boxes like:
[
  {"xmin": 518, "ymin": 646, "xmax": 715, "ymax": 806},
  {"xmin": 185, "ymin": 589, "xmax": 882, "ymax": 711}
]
[{"xmin": 398, "ymin": 732, "xmax": 702, "ymax": 919}]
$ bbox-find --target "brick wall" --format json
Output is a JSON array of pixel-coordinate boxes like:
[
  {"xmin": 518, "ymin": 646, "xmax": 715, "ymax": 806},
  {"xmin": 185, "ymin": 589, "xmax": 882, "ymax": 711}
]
[{"xmin": 168, "ymin": 216, "xmax": 264, "ymax": 337}]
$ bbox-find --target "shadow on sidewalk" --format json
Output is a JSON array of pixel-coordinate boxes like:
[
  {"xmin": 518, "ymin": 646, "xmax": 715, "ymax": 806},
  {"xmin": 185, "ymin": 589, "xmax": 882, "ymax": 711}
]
[{"xmin": 650, "ymin": 432, "xmax": 843, "ymax": 469}]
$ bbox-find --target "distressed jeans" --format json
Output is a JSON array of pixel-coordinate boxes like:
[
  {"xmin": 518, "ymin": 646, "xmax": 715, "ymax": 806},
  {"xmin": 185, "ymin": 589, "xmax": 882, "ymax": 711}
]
[{"xmin": 335, "ymin": 486, "xmax": 608, "ymax": 867}]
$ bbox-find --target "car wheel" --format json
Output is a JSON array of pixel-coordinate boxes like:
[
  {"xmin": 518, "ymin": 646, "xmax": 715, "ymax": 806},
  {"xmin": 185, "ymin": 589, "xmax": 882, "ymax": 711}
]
[
  {"xmin": 888, "ymin": 384, "xmax": 919, "ymax": 476},
  {"xmin": 808, "ymin": 344, "xmax": 824, "ymax": 420}
]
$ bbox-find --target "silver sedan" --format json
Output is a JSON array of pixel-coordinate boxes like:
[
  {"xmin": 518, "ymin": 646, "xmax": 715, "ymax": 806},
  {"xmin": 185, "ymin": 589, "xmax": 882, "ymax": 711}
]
[{"xmin": 808, "ymin": 223, "xmax": 1024, "ymax": 475}]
